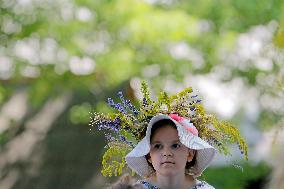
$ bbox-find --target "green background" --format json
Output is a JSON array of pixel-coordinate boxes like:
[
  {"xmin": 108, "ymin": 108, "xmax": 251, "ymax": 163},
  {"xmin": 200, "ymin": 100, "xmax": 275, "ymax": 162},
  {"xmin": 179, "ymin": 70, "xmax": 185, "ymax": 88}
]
[{"xmin": 0, "ymin": 0, "xmax": 284, "ymax": 188}]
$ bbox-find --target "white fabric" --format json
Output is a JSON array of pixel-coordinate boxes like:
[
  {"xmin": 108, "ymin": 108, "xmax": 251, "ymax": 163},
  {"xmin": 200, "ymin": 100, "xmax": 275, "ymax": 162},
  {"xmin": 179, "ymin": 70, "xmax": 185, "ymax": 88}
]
[
  {"xmin": 138, "ymin": 179, "xmax": 215, "ymax": 189},
  {"xmin": 125, "ymin": 114, "xmax": 217, "ymax": 177}
]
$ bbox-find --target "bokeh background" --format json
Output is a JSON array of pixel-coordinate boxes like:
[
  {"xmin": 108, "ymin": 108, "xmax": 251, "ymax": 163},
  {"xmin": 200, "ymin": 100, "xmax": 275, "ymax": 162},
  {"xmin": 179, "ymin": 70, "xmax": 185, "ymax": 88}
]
[{"xmin": 1, "ymin": 0, "xmax": 284, "ymax": 189}]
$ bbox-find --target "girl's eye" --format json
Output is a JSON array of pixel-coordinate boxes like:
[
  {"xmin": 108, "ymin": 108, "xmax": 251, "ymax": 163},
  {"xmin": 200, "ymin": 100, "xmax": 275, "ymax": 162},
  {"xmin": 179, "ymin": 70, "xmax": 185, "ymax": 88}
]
[
  {"xmin": 153, "ymin": 144, "xmax": 162, "ymax": 149},
  {"xmin": 172, "ymin": 143, "xmax": 181, "ymax": 149}
]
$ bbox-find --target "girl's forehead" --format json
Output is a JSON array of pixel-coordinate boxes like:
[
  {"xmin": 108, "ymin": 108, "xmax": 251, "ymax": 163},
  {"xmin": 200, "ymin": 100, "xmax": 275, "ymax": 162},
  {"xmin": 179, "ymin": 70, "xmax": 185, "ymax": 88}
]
[
  {"xmin": 151, "ymin": 125, "xmax": 179, "ymax": 140},
  {"xmin": 151, "ymin": 139, "xmax": 181, "ymax": 145}
]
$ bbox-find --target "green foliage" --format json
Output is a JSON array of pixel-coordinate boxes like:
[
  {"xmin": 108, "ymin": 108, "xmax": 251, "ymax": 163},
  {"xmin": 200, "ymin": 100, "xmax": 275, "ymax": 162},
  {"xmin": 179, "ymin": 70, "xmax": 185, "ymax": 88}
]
[
  {"xmin": 0, "ymin": 132, "xmax": 8, "ymax": 146},
  {"xmin": 213, "ymin": 119, "xmax": 248, "ymax": 160},
  {"xmin": 69, "ymin": 102, "xmax": 92, "ymax": 124},
  {"xmin": 274, "ymin": 28, "xmax": 284, "ymax": 48},
  {"xmin": 181, "ymin": 0, "xmax": 284, "ymax": 31},
  {"xmin": 140, "ymin": 81, "xmax": 152, "ymax": 105},
  {"xmin": 201, "ymin": 162, "xmax": 271, "ymax": 189},
  {"xmin": 259, "ymin": 110, "xmax": 283, "ymax": 129},
  {"xmin": 190, "ymin": 104, "xmax": 248, "ymax": 159},
  {"xmin": 101, "ymin": 142, "xmax": 131, "ymax": 177},
  {"xmin": 0, "ymin": 85, "xmax": 6, "ymax": 105}
]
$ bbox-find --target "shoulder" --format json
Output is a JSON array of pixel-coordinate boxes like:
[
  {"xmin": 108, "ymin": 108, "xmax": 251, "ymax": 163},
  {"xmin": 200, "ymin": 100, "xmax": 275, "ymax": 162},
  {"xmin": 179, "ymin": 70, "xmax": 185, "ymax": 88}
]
[
  {"xmin": 192, "ymin": 180, "xmax": 215, "ymax": 189},
  {"xmin": 137, "ymin": 180, "xmax": 158, "ymax": 189},
  {"xmin": 107, "ymin": 174, "xmax": 144, "ymax": 189}
]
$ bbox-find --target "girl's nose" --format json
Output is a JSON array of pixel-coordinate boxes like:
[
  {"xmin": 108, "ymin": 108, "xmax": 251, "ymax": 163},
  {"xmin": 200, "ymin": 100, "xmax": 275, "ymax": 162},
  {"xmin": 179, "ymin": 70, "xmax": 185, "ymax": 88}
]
[{"xmin": 162, "ymin": 148, "xmax": 173, "ymax": 157}]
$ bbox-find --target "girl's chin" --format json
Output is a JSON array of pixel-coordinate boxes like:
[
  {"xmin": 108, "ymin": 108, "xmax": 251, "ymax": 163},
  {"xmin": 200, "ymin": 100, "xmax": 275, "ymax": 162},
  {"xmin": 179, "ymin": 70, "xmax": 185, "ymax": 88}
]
[{"xmin": 157, "ymin": 170, "xmax": 179, "ymax": 177}]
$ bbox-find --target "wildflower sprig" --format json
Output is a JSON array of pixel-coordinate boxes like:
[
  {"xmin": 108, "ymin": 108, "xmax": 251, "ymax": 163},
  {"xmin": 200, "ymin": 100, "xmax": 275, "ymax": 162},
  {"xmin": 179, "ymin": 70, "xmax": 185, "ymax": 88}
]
[
  {"xmin": 192, "ymin": 105, "xmax": 248, "ymax": 160},
  {"xmin": 101, "ymin": 142, "xmax": 131, "ymax": 177},
  {"xmin": 91, "ymin": 81, "xmax": 248, "ymax": 177}
]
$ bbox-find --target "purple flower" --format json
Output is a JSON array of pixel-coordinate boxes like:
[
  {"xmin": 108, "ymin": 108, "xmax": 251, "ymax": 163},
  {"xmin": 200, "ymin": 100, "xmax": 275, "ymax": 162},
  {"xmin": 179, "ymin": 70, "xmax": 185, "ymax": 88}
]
[
  {"xmin": 190, "ymin": 107, "xmax": 196, "ymax": 111},
  {"xmin": 108, "ymin": 97, "xmax": 127, "ymax": 114},
  {"xmin": 97, "ymin": 118, "xmax": 121, "ymax": 133},
  {"xmin": 115, "ymin": 103, "xmax": 127, "ymax": 114},
  {"xmin": 119, "ymin": 135, "xmax": 135, "ymax": 147},
  {"xmin": 105, "ymin": 133, "xmax": 116, "ymax": 142},
  {"xmin": 117, "ymin": 91, "xmax": 139, "ymax": 115},
  {"xmin": 142, "ymin": 97, "xmax": 148, "ymax": 105},
  {"xmin": 191, "ymin": 95, "xmax": 198, "ymax": 98},
  {"xmin": 127, "ymin": 99, "xmax": 139, "ymax": 115},
  {"xmin": 108, "ymin": 98, "xmax": 115, "ymax": 108}
]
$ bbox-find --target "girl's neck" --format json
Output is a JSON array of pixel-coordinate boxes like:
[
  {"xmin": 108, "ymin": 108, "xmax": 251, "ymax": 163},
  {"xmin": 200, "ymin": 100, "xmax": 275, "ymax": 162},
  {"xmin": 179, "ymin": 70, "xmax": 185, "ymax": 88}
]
[{"xmin": 149, "ymin": 174, "xmax": 196, "ymax": 189}]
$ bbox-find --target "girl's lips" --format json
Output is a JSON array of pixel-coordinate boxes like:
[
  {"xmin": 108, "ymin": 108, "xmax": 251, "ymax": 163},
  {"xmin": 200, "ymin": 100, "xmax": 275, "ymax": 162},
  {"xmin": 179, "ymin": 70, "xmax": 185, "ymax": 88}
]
[{"xmin": 162, "ymin": 161, "xmax": 175, "ymax": 164}]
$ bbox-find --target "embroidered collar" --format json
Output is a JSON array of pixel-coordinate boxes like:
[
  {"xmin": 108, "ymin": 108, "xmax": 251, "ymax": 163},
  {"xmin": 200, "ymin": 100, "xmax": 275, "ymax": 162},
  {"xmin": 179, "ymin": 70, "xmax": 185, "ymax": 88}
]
[{"xmin": 139, "ymin": 180, "xmax": 208, "ymax": 189}]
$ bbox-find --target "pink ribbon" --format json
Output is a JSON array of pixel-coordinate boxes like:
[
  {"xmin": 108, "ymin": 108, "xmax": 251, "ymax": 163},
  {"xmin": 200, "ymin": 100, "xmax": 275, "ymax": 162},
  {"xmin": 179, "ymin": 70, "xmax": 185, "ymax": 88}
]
[{"xmin": 169, "ymin": 114, "xmax": 198, "ymax": 136}]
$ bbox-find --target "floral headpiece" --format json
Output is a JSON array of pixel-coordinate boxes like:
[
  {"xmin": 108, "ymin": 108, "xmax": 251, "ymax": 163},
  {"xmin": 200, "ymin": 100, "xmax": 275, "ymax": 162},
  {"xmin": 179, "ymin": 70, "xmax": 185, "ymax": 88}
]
[{"xmin": 90, "ymin": 82, "xmax": 248, "ymax": 177}]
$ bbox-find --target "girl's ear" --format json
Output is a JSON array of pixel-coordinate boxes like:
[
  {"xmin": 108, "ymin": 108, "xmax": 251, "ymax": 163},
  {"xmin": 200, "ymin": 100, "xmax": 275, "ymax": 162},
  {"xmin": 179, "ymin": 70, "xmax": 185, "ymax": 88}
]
[{"xmin": 187, "ymin": 149, "xmax": 196, "ymax": 162}]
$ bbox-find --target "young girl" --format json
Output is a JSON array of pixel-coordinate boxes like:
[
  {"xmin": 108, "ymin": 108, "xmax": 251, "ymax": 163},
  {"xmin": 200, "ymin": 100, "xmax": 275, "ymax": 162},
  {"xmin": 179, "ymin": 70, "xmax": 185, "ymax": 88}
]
[
  {"xmin": 126, "ymin": 114, "xmax": 216, "ymax": 189},
  {"xmin": 92, "ymin": 82, "xmax": 248, "ymax": 189}
]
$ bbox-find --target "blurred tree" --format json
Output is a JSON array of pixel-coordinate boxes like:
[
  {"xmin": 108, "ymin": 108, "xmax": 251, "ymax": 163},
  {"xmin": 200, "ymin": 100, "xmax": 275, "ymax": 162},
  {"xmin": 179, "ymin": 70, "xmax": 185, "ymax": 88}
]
[{"xmin": 0, "ymin": 0, "xmax": 284, "ymax": 188}]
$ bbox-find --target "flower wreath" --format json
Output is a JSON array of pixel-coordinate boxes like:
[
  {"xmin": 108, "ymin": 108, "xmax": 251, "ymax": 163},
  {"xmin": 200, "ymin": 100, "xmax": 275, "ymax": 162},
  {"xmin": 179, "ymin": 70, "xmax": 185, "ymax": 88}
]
[{"xmin": 90, "ymin": 81, "xmax": 248, "ymax": 177}]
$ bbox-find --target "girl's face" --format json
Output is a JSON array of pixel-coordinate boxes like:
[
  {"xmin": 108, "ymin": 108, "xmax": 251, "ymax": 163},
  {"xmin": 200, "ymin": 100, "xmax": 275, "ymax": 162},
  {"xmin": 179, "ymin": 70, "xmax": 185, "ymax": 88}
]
[{"xmin": 148, "ymin": 125, "xmax": 195, "ymax": 177}]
